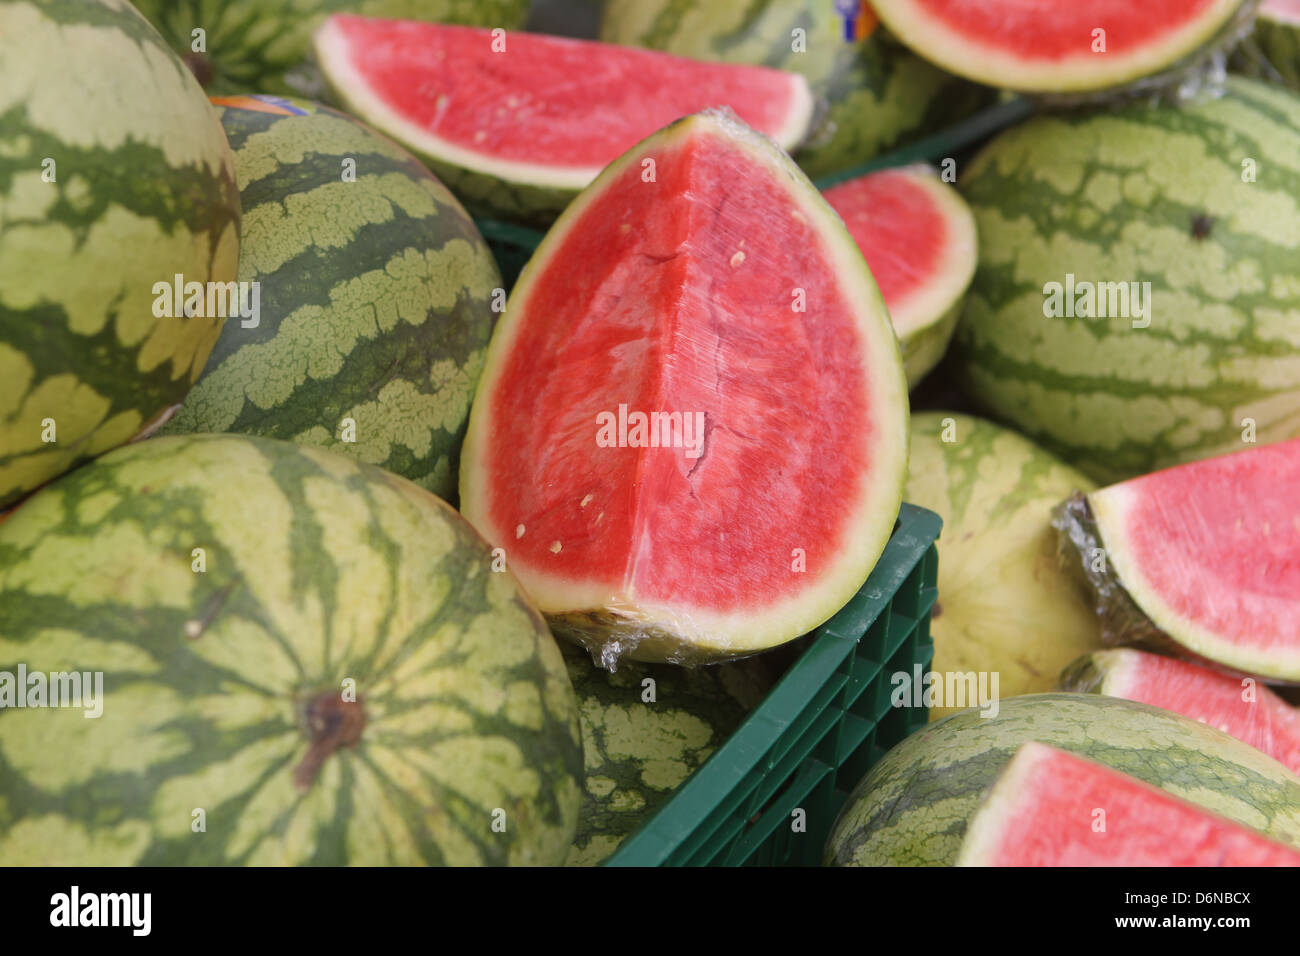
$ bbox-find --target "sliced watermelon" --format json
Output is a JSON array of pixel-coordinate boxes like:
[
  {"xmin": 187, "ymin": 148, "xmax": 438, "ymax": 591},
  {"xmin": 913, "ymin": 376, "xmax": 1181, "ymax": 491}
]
[
  {"xmin": 871, "ymin": 0, "xmax": 1247, "ymax": 93},
  {"xmin": 822, "ymin": 166, "xmax": 976, "ymax": 388},
  {"xmin": 458, "ymin": 110, "xmax": 909, "ymax": 666},
  {"xmin": 1056, "ymin": 439, "xmax": 1300, "ymax": 681},
  {"xmin": 1064, "ymin": 649, "xmax": 1300, "ymax": 777},
  {"xmin": 958, "ymin": 742, "xmax": 1300, "ymax": 866},
  {"xmin": 313, "ymin": 16, "xmax": 815, "ymax": 224}
]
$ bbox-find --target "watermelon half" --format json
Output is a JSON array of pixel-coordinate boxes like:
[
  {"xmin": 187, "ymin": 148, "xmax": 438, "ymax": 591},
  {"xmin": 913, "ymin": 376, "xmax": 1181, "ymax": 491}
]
[
  {"xmin": 1055, "ymin": 438, "xmax": 1300, "ymax": 682},
  {"xmin": 1064, "ymin": 648, "xmax": 1300, "ymax": 777},
  {"xmin": 458, "ymin": 110, "xmax": 909, "ymax": 666},
  {"xmin": 870, "ymin": 0, "xmax": 1248, "ymax": 93},
  {"xmin": 823, "ymin": 167, "xmax": 977, "ymax": 388},
  {"xmin": 313, "ymin": 17, "xmax": 816, "ymax": 224},
  {"xmin": 958, "ymin": 742, "xmax": 1300, "ymax": 867}
]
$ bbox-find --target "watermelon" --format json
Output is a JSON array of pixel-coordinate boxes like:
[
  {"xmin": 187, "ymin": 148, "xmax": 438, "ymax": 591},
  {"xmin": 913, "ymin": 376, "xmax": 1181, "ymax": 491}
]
[
  {"xmin": 957, "ymin": 742, "xmax": 1300, "ymax": 867},
  {"xmin": 1054, "ymin": 439, "xmax": 1300, "ymax": 682},
  {"xmin": 870, "ymin": 0, "xmax": 1248, "ymax": 93},
  {"xmin": 958, "ymin": 77, "xmax": 1300, "ymax": 483},
  {"xmin": 158, "ymin": 95, "xmax": 498, "ymax": 502},
  {"xmin": 823, "ymin": 167, "xmax": 976, "ymax": 388},
  {"xmin": 0, "ymin": 433, "xmax": 583, "ymax": 865},
  {"xmin": 562, "ymin": 644, "xmax": 776, "ymax": 866},
  {"xmin": 131, "ymin": 0, "xmax": 530, "ymax": 94},
  {"xmin": 459, "ymin": 110, "xmax": 909, "ymax": 666},
  {"xmin": 1236, "ymin": 0, "xmax": 1300, "ymax": 89},
  {"xmin": 312, "ymin": 17, "xmax": 816, "ymax": 224},
  {"xmin": 905, "ymin": 413, "xmax": 1102, "ymax": 720},
  {"xmin": 0, "ymin": 0, "xmax": 240, "ymax": 510},
  {"xmin": 1063, "ymin": 649, "xmax": 1300, "ymax": 777},
  {"xmin": 825, "ymin": 694, "xmax": 1300, "ymax": 866},
  {"xmin": 598, "ymin": 0, "xmax": 996, "ymax": 180}
]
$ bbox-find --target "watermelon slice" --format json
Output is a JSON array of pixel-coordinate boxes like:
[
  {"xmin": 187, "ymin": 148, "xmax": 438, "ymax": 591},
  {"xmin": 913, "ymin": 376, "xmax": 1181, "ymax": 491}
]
[
  {"xmin": 1055, "ymin": 439, "xmax": 1300, "ymax": 682},
  {"xmin": 312, "ymin": 16, "xmax": 815, "ymax": 224},
  {"xmin": 458, "ymin": 110, "xmax": 909, "ymax": 666},
  {"xmin": 822, "ymin": 166, "xmax": 976, "ymax": 388},
  {"xmin": 1064, "ymin": 648, "xmax": 1300, "ymax": 776},
  {"xmin": 958, "ymin": 742, "xmax": 1300, "ymax": 866},
  {"xmin": 870, "ymin": 0, "xmax": 1248, "ymax": 93}
]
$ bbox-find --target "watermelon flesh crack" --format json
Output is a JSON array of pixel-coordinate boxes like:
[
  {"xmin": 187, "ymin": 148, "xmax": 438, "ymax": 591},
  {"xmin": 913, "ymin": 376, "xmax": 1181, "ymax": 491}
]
[
  {"xmin": 822, "ymin": 166, "xmax": 976, "ymax": 388},
  {"xmin": 959, "ymin": 742, "xmax": 1300, "ymax": 866},
  {"xmin": 459, "ymin": 110, "xmax": 908, "ymax": 665},
  {"xmin": 1054, "ymin": 438, "xmax": 1300, "ymax": 682},
  {"xmin": 1063, "ymin": 648, "xmax": 1300, "ymax": 777},
  {"xmin": 870, "ymin": 0, "xmax": 1249, "ymax": 92},
  {"xmin": 313, "ymin": 16, "xmax": 815, "ymax": 222}
]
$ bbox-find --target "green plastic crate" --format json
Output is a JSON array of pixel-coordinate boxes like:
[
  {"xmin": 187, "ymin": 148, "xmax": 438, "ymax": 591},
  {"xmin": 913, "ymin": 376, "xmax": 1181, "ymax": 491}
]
[{"xmin": 601, "ymin": 502, "xmax": 942, "ymax": 867}]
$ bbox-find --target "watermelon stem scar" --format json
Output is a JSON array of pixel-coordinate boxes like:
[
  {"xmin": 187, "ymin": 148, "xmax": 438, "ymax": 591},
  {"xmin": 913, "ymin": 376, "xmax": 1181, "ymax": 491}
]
[{"xmin": 294, "ymin": 692, "xmax": 366, "ymax": 789}]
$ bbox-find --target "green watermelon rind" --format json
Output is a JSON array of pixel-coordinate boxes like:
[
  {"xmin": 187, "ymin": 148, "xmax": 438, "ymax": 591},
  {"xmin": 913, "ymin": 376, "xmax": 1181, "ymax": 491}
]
[
  {"xmin": 159, "ymin": 96, "xmax": 500, "ymax": 503},
  {"xmin": 1234, "ymin": 2, "xmax": 1300, "ymax": 90},
  {"xmin": 955, "ymin": 76, "xmax": 1300, "ymax": 483},
  {"xmin": 0, "ymin": 0, "xmax": 241, "ymax": 510},
  {"xmin": 0, "ymin": 433, "xmax": 584, "ymax": 866},
  {"xmin": 870, "ymin": 0, "xmax": 1248, "ymax": 94},
  {"xmin": 824, "ymin": 693, "xmax": 1300, "ymax": 866},
  {"xmin": 459, "ymin": 109, "xmax": 909, "ymax": 663},
  {"xmin": 311, "ymin": 18, "xmax": 816, "ymax": 225}
]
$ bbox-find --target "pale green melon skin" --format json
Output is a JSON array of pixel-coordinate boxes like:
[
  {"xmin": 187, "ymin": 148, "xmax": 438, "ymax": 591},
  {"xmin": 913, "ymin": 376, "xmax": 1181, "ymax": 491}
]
[{"xmin": 826, "ymin": 694, "xmax": 1300, "ymax": 866}]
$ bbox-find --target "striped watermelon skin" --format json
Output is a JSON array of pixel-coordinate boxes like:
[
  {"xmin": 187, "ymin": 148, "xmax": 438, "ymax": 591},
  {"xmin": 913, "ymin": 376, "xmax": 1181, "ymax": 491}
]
[
  {"xmin": 160, "ymin": 97, "xmax": 499, "ymax": 502},
  {"xmin": 1236, "ymin": 1, "xmax": 1300, "ymax": 90},
  {"xmin": 131, "ymin": 0, "xmax": 531, "ymax": 94},
  {"xmin": 562, "ymin": 644, "xmax": 775, "ymax": 866},
  {"xmin": 599, "ymin": 0, "xmax": 994, "ymax": 179},
  {"xmin": 0, "ymin": 434, "xmax": 583, "ymax": 865},
  {"xmin": 825, "ymin": 694, "xmax": 1300, "ymax": 866},
  {"xmin": 905, "ymin": 413, "xmax": 1102, "ymax": 720},
  {"xmin": 0, "ymin": 0, "xmax": 240, "ymax": 510},
  {"xmin": 957, "ymin": 77, "xmax": 1300, "ymax": 483}
]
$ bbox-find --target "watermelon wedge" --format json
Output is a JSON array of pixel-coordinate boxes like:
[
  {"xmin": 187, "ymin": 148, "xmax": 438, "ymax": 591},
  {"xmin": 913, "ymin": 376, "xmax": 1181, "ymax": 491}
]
[
  {"xmin": 958, "ymin": 742, "xmax": 1300, "ymax": 867},
  {"xmin": 1064, "ymin": 649, "xmax": 1300, "ymax": 776},
  {"xmin": 870, "ymin": 0, "xmax": 1248, "ymax": 93},
  {"xmin": 823, "ymin": 167, "xmax": 976, "ymax": 388},
  {"xmin": 312, "ymin": 16, "xmax": 815, "ymax": 224},
  {"xmin": 1055, "ymin": 439, "xmax": 1300, "ymax": 682},
  {"xmin": 458, "ymin": 111, "xmax": 909, "ymax": 666}
]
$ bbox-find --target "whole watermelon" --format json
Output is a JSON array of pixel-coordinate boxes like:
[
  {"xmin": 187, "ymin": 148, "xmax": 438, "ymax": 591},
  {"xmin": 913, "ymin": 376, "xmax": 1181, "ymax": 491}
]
[
  {"xmin": 0, "ymin": 434, "xmax": 583, "ymax": 865},
  {"xmin": 599, "ymin": 0, "xmax": 994, "ymax": 179},
  {"xmin": 562, "ymin": 644, "xmax": 776, "ymax": 866},
  {"xmin": 160, "ymin": 96, "xmax": 499, "ymax": 502},
  {"xmin": 825, "ymin": 694, "xmax": 1300, "ymax": 866},
  {"xmin": 0, "ymin": 0, "xmax": 240, "ymax": 509},
  {"xmin": 905, "ymin": 413, "xmax": 1102, "ymax": 720},
  {"xmin": 131, "ymin": 0, "xmax": 531, "ymax": 94},
  {"xmin": 957, "ymin": 77, "xmax": 1300, "ymax": 483}
]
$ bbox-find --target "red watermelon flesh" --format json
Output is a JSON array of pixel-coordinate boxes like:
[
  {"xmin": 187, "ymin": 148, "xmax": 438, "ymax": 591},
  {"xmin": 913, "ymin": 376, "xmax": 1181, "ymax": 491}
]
[
  {"xmin": 870, "ymin": 0, "xmax": 1247, "ymax": 92},
  {"xmin": 822, "ymin": 166, "xmax": 976, "ymax": 387},
  {"xmin": 1063, "ymin": 649, "xmax": 1300, "ymax": 776},
  {"xmin": 458, "ymin": 110, "xmax": 908, "ymax": 666},
  {"xmin": 313, "ymin": 16, "xmax": 814, "ymax": 191},
  {"xmin": 1086, "ymin": 439, "xmax": 1300, "ymax": 681},
  {"xmin": 958, "ymin": 742, "xmax": 1300, "ymax": 866}
]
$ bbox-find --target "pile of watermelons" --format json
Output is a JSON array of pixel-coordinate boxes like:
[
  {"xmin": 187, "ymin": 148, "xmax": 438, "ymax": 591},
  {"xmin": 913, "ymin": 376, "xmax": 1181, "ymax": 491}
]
[{"xmin": 0, "ymin": 0, "xmax": 1298, "ymax": 867}]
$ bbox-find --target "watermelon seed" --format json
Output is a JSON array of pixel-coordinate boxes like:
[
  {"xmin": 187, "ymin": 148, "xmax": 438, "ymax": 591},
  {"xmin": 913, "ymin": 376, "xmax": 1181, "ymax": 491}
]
[{"xmin": 1190, "ymin": 213, "xmax": 1215, "ymax": 240}]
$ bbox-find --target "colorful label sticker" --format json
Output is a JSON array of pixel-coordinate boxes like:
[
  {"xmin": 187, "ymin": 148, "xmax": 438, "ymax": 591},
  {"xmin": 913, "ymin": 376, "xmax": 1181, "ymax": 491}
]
[
  {"xmin": 208, "ymin": 94, "xmax": 310, "ymax": 116},
  {"xmin": 835, "ymin": 0, "xmax": 879, "ymax": 41}
]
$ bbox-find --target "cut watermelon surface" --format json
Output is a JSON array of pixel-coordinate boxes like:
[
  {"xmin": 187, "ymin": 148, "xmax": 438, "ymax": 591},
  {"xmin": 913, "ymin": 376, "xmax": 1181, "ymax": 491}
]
[
  {"xmin": 1063, "ymin": 649, "xmax": 1300, "ymax": 776},
  {"xmin": 313, "ymin": 16, "xmax": 815, "ymax": 222},
  {"xmin": 458, "ymin": 111, "xmax": 908, "ymax": 665},
  {"xmin": 1082, "ymin": 439, "xmax": 1300, "ymax": 681},
  {"xmin": 822, "ymin": 166, "xmax": 976, "ymax": 388},
  {"xmin": 870, "ymin": 0, "xmax": 1247, "ymax": 92},
  {"xmin": 958, "ymin": 742, "xmax": 1300, "ymax": 866}
]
